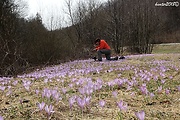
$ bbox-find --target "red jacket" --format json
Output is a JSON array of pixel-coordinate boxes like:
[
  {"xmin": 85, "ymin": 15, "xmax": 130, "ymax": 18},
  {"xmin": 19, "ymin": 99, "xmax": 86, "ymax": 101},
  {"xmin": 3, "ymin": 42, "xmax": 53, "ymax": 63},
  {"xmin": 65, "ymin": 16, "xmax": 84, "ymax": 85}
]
[{"xmin": 96, "ymin": 40, "xmax": 111, "ymax": 50}]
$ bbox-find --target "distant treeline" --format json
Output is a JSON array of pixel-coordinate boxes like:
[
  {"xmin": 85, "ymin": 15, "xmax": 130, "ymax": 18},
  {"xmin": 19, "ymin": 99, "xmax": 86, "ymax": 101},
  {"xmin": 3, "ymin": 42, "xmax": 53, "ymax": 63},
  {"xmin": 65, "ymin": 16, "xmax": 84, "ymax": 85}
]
[{"xmin": 0, "ymin": 0, "xmax": 180, "ymax": 76}]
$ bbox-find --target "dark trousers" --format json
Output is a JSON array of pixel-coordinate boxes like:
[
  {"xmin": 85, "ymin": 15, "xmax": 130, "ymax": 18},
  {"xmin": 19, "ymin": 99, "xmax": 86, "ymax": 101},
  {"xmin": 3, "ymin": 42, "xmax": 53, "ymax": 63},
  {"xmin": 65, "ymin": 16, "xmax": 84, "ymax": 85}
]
[{"xmin": 97, "ymin": 49, "xmax": 111, "ymax": 61}]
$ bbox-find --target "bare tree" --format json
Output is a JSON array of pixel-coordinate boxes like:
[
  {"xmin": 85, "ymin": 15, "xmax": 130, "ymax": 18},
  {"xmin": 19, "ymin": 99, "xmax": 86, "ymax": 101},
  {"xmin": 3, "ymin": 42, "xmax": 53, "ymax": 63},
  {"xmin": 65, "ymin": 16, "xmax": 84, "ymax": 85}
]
[
  {"xmin": 104, "ymin": 0, "xmax": 164, "ymax": 54},
  {"xmin": 0, "ymin": 0, "xmax": 23, "ymax": 76},
  {"xmin": 105, "ymin": 0, "xmax": 126, "ymax": 54}
]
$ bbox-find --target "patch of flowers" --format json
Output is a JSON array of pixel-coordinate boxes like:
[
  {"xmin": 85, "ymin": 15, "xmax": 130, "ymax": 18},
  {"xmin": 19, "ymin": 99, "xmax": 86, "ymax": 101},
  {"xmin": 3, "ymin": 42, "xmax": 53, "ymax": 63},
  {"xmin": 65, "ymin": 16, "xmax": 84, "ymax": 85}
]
[{"xmin": 0, "ymin": 54, "xmax": 180, "ymax": 119}]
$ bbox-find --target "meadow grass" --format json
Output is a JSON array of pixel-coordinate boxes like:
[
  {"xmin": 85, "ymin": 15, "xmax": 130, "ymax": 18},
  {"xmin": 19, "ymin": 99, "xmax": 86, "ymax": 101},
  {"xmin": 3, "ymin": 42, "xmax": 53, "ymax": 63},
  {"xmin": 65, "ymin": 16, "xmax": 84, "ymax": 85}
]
[
  {"xmin": 0, "ymin": 44, "xmax": 180, "ymax": 120},
  {"xmin": 152, "ymin": 43, "xmax": 180, "ymax": 54}
]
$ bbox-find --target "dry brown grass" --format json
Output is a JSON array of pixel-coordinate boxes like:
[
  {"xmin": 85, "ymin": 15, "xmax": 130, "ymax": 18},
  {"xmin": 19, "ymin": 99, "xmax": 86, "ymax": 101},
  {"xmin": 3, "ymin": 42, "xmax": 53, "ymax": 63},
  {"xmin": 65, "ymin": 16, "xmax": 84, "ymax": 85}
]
[{"xmin": 0, "ymin": 54, "xmax": 180, "ymax": 120}]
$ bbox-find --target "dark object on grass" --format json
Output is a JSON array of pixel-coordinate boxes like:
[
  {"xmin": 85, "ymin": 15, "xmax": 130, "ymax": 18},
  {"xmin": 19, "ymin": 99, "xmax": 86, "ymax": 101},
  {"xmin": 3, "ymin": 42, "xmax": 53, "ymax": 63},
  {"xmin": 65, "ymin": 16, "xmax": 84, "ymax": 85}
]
[
  {"xmin": 92, "ymin": 56, "xmax": 97, "ymax": 61},
  {"xmin": 112, "ymin": 56, "xmax": 118, "ymax": 60},
  {"xmin": 119, "ymin": 56, "xmax": 125, "ymax": 59},
  {"xmin": 146, "ymin": 102, "xmax": 156, "ymax": 106},
  {"xmin": 92, "ymin": 56, "xmax": 119, "ymax": 61},
  {"xmin": 160, "ymin": 100, "xmax": 171, "ymax": 104},
  {"xmin": 23, "ymin": 99, "xmax": 30, "ymax": 103},
  {"xmin": 5, "ymin": 102, "xmax": 10, "ymax": 104},
  {"xmin": 20, "ymin": 99, "xmax": 30, "ymax": 103}
]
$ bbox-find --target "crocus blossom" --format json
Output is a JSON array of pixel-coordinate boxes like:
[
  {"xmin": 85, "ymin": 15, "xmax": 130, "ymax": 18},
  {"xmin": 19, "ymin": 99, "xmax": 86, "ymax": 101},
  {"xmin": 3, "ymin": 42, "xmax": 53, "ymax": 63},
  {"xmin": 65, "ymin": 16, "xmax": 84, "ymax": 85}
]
[
  {"xmin": 23, "ymin": 80, "xmax": 31, "ymax": 91},
  {"xmin": 45, "ymin": 105, "xmax": 54, "ymax": 115},
  {"xmin": 38, "ymin": 102, "xmax": 45, "ymax": 111},
  {"xmin": 12, "ymin": 80, "xmax": 18, "ymax": 86},
  {"xmin": 0, "ymin": 115, "xmax": 3, "ymax": 120},
  {"xmin": 112, "ymin": 91, "xmax": 118, "ymax": 98},
  {"xmin": 165, "ymin": 88, "xmax": 170, "ymax": 94},
  {"xmin": 149, "ymin": 92, "xmax": 155, "ymax": 98},
  {"xmin": 135, "ymin": 110, "xmax": 145, "ymax": 120},
  {"xmin": 76, "ymin": 97, "xmax": 86, "ymax": 109},
  {"xmin": 117, "ymin": 100, "xmax": 128, "ymax": 111},
  {"xmin": 69, "ymin": 96, "xmax": 77, "ymax": 108},
  {"xmin": 61, "ymin": 88, "xmax": 67, "ymax": 94},
  {"xmin": 35, "ymin": 90, "xmax": 39, "ymax": 95},
  {"xmin": 0, "ymin": 86, "xmax": 6, "ymax": 91},
  {"xmin": 139, "ymin": 84, "xmax": 149, "ymax": 95},
  {"xmin": 157, "ymin": 86, "xmax": 163, "ymax": 93},
  {"xmin": 99, "ymin": 100, "xmax": 106, "ymax": 107}
]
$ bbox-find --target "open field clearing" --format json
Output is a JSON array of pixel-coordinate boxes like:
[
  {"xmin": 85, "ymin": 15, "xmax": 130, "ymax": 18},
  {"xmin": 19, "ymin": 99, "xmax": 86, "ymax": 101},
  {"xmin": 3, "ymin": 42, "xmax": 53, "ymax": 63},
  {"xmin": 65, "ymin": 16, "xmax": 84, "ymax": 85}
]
[
  {"xmin": 0, "ymin": 53, "xmax": 180, "ymax": 120},
  {"xmin": 152, "ymin": 43, "xmax": 180, "ymax": 54}
]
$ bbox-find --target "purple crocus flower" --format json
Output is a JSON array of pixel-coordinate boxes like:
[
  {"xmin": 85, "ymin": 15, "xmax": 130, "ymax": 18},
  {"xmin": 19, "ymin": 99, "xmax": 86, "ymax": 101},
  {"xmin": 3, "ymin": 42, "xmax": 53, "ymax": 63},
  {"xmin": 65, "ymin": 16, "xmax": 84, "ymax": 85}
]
[
  {"xmin": 85, "ymin": 96, "xmax": 91, "ymax": 105},
  {"xmin": 117, "ymin": 100, "xmax": 128, "ymax": 111},
  {"xmin": 6, "ymin": 90, "xmax": 12, "ymax": 96},
  {"xmin": 86, "ymin": 88, "xmax": 93, "ymax": 95},
  {"xmin": 42, "ymin": 88, "xmax": 52, "ymax": 98},
  {"xmin": 45, "ymin": 105, "xmax": 54, "ymax": 115},
  {"xmin": 157, "ymin": 86, "xmax": 163, "ymax": 93},
  {"xmin": 76, "ymin": 97, "xmax": 86, "ymax": 109},
  {"xmin": 12, "ymin": 80, "xmax": 18, "ymax": 86},
  {"xmin": 99, "ymin": 100, "xmax": 106, "ymax": 107},
  {"xmin": 68, "ymin": 84, "xmax": 73, "ymax": 88},
  {"xmin": 149, "ymin": 93, "xmax": 155, "ymax": 98},
  {"xmin": 112, "ymin": 91, "xmax": 118, "ymax": 98},
  {"xmin": 153, "ymin": 76, "xmax": 158, "ymax": 81},
  {"xmin": 139, "ymin": 84, "xmax": 148, "ymax": 95},
  {"xmin": 165, "ymin": 88, "xmax": 170, "ymax": 94},
  {"xmin": 107, "ymin": 81, "xmax": 115, "ymax": 87},
  {"xmin": 44, "ymin": 78, "xmax": 48, "ymax": 83},
  {"xmin": 135, "ymin": 110, "xmax": 145, "ymax": 120},
  {"xmin": 94, "ymin": 81, "xmax": 103, "ymax": 91},
  {"xmin": 169, "ymin": 76, "xmax": 173, "ymax": 79},
  {"xmin": 53, "ymin": 92, "xmax": 62, "ymax": 101},
  {"xmin": 69, "ymin": 96, "xmax": 77, "ymax": 108},
  {"xmin": 126, "ymin": 85, "xmax": 132, "ymax": 91},
  {"xmin": 46, "ymin": 90, "xmax": 52, "ymax": 98},
  {"xmin": 38, "ymin": 102, "xmax": 45, "ymax": 111},
  {"xmin": 23, "ymin": 80, "xmax": 31, "ymax": 91},
  {"xmin": 0, "ymin": 86, "xmax": 6, "ymax": 91},
  {"xmin": 51, "ymin": 89, "xmax": 57, "ymax": 96},
  {"xmin": 78, "ymin": 87, "xmax": 85, "ymax": 95},
  {"xmin": 130, "ymin": 92, "xmax": 135, "ymax": 96},
  {"xmin": 35, "ymin": 90, "xmax": 39, "ymax": 95},
  {"xmin": 61, "ymin": 88, "xmax": 67, "ymax": 94},
  {"xmin": 161, "ymin": 80, "xmax": 166, "ymax": 84},
  {"xmin": 0, "ymin": 115, "xmax": 4, "ymax": 120}
]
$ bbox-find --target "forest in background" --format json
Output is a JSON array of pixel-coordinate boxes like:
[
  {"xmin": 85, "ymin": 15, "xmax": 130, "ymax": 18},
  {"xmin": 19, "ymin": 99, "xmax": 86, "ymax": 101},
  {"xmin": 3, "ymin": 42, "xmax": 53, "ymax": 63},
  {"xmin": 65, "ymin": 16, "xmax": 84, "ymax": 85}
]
[{"xmin": 0, "ymin": 0, "xmax": 180, "ymax": 76}]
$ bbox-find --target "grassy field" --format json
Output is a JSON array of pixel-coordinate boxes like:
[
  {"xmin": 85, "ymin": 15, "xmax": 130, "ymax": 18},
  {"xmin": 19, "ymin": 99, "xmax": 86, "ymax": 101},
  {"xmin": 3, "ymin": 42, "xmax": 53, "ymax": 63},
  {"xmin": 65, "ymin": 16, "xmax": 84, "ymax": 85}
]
[
  {"xmin": 152, "ymin": 43, "xmax": 180, "ymax": 54},
  {"xmin": 0, "ymin": 44, "xmax": 180, "ymax": 120}
]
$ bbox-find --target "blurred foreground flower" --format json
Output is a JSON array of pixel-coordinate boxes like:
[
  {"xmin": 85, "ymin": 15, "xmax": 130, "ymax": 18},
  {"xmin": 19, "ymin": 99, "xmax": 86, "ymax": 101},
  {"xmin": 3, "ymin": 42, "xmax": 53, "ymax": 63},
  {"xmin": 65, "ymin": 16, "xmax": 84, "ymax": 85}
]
[
  {"xmin": 135, "ymin": 110, "xmax": 145, "ymax": 120},
  {"xmin": 0, "ymin": 86, "xmax": 6, "ymax": 91},
  {"xmin": 0, "ymin": 115, "xmax": 3, "ymax": 120}
]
